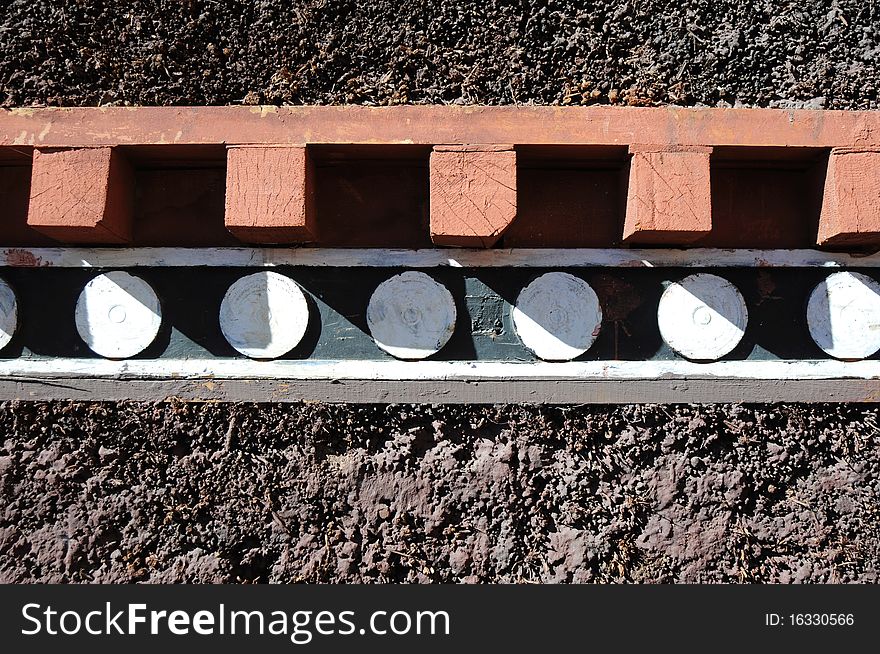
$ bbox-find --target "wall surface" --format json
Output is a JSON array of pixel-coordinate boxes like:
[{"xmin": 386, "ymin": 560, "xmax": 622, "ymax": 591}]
[
  {"xmin": 1, "ymin": 0, "xmax": 879, "ymax": 583},
  {"xmin": 1, "ymin": 401, "xmax": 878, "ymax": 583},
  {"xmin": 1, "ymin": 1, "xmax": 878, "ymax": 109}
]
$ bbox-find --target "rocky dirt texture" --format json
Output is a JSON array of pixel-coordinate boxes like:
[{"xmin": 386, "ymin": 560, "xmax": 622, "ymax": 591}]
[
  {"xmin": 1, "ymin": 401, "xmax": 878, "ymax": 583},
  {"xmin": 1, "ymin": 0, "xmax": 878, "ymax": 109}
]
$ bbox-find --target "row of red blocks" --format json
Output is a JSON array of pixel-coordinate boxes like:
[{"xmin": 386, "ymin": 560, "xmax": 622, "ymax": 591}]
[{"xmin": 26, "ymin": 143, "xmax": 879, "ymax": 248}]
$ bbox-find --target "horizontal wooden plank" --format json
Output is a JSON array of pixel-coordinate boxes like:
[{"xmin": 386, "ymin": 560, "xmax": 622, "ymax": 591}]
[
  {"xmin": 3, "ymin": 106, "xmax": 880, "ymax": 148},
  {"xmin": 0, "ymin": 377, "xmax": 876, "ymax": 404},
  {"xmin": 2, "ymin": 247, "xmax": 879, "ymax": 268},
  {"xmin": 0, "ymin": 358, "xmax": 878, "ymax": 381}
]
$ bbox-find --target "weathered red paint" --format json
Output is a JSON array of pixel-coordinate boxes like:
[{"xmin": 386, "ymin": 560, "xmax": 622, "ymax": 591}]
[
  {"xmin": 623, "ymin": 146, "xmax": 712, "ymax": 244},
  {"xmin": 225, "ymin": 145, "xmax": 316, "ymax": 244},
  {"xmin": 3, "ymin": 106, "xmax": 880, "ymax": 149},
  {"xmin": 818, "ymin": 148, "xmax": 880, "ymax": 246},
  {"xmin": 0, "ymin": 107, "xmax": 878, "ymax": 249},
  {"xmin": 430, "ymin": 145, "xmax": 516, "ymax": 247},
  {"xmin": 27, "ymin": 147, "xmax": 133, "ymax": 243}
]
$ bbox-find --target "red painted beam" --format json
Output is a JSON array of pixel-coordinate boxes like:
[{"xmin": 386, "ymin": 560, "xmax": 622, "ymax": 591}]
[
  {"xmin": 1, "ymin": 107, "xmax": 879, "ymax": 249},
  {"xmin": 430, "ymin": 145, "xmax": 516, "ymax": 248},
  {"xmin": 2, "ymin": 106, "xmax": 880, "ymax": 148},
  {"xmin": 818, "ymin": 148, "xmax": 880, "ymax": 246},
  {"xmin": 27, "ymin": 147, "xmax": 133, "ymax": 244},
  {"xmin": 623, "ymin": 145, "xmax": 713, "ymax": 245},
  {"xmin": 225, "ymin": 145, "xmax": 316, "ymax": 244}
]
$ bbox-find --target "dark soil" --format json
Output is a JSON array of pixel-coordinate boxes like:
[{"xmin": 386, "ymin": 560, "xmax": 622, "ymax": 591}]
[
  {"xmin": 1, "ymin": 401, "xmax": 878, "ymax": 583},
  {"xmin": 1, "ymin": 0, "xmax": 878, "ymax": 109}
]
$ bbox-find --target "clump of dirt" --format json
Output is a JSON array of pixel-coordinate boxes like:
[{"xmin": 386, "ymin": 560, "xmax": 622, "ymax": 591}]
[
  {"xmin": 1, "ymin": 1, "xmax": 877, "ymax": 109},
  {"xmin": 1, "ymin": 401, "xmax": 877, "ymax": 583}
]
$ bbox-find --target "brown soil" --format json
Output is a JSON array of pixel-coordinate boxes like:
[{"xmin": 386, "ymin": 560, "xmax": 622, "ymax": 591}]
[
  {"xmin": 2, "ymin": 1, "xmax": 877, "ymax": 109},
  {"xmin": 1, "ymin": 401, "xmax": 877, "ymax": 583}
]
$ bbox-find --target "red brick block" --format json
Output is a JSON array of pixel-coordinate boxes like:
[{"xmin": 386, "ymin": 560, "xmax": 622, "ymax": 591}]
[
  {"xmin": 225, "ymin": 145, "xmax": 316, "ymax": 244},
  {"xmin": 623, "ymin": 145, "xmax": 712, "ymax": 245},
  {"xmin": 818, "ymin": 148, "xmax": 880, "ymax": 246},
  {"xmin": 27, "ymin": 147, "xmax": 133, "ymax": 243},
  {"xmin": 430, "ymin": 145, "xmax": 516, "ymax": 248}
]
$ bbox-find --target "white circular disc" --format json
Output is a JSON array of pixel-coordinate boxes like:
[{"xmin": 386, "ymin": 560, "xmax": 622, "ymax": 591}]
[
  {"xmin": 75, "ymin": 271, "xmax": 162, "ymax": 359},
  {"xmin": 807, "ymin": 271, "xmax": 880, "ymax": 360},
  {"xmin": 367, "ymin": 271, "xmax": 456, "ymax": 360},
  {"xmin": 512, "ymin": 272, "xmax": 602, "ymax": 361},
  {"xmin": 220, "ymin": 271, "xmax": 310, "ymax": 359},
  {"xmin": 0, "ymin": 278, "xmax": 18, "ymax": 351},
  {"xmin": 658, "ymin": 273, "xmax": 748, "ymax": 361}
]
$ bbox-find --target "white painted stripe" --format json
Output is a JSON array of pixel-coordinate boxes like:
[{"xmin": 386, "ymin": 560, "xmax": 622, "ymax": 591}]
[
  {"xmin": 0, "ymin": 358, "xmax": 879, "ymax": 381},
  {"xmin": 2, "ymin": 247, "xmax": 880, "ymax": 269}
]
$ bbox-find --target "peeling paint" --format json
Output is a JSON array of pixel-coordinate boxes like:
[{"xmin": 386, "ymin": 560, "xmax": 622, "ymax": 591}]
[
  {"xmin": 250, "ymin": 105, "xmax": 278, "ymax": 118},
  {"xmin": 3, "ymin": 249, "xmax": 47, "ymax": 267}
]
